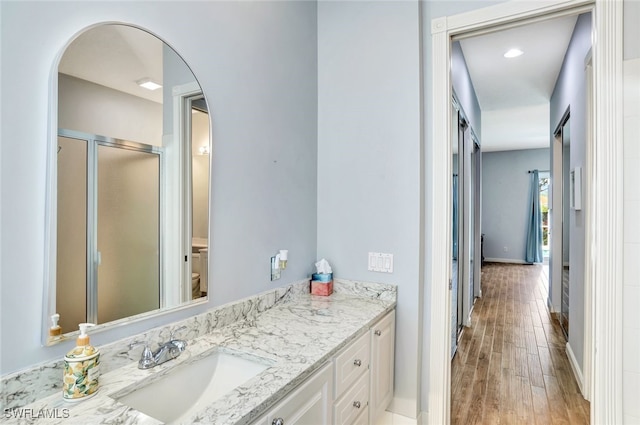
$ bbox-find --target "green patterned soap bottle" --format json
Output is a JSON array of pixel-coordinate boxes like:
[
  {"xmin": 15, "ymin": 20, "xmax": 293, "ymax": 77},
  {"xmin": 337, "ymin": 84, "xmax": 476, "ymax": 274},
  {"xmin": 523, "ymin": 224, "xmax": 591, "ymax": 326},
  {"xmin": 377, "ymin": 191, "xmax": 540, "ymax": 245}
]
[{"xmin": 63, "ymin": 323, "xmax": 100, "ymax": 401}]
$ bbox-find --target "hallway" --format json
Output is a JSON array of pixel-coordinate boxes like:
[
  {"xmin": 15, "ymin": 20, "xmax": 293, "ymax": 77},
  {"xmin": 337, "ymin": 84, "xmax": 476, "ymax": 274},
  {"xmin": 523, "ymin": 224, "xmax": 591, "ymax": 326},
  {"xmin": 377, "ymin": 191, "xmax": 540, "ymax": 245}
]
[{"xmin": 451, "ymin": 263, "xmax": 589, "ymax": 424}]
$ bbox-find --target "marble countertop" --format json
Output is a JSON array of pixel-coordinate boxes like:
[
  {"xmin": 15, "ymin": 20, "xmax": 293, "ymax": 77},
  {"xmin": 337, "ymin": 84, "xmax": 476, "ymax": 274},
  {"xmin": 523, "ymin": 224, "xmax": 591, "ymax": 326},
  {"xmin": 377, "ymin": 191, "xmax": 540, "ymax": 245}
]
[{"xmin": 9, "ymin": 282, "xmax": 395, "ymax": 424}]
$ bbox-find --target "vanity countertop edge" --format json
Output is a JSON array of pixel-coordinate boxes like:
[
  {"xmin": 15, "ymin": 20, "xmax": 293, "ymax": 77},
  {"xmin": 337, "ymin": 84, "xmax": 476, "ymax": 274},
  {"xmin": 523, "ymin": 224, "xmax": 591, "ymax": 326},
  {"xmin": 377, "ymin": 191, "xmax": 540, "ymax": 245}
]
[{"xmin": 6, "ymin": 279, "xmax": 396, "ymax": 425}]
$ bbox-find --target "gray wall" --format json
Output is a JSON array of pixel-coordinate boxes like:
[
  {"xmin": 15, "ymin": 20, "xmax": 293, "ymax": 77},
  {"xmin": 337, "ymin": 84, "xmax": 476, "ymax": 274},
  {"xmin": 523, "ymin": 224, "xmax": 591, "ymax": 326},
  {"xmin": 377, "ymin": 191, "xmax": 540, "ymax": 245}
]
[
  {"xmin": 317, "ymin": 1, "xmax": 422, "ymax": 416},
  {"xmin": 0, "ymin": 1, "xmax": 318, "ymax": 374},
  {"xmin": 549, "ymin": 12, "xmax": 591, "ymax": 375},
  {"xmin": 58, "ymin": 74, "xmax": 163, "ymax": 145},
  {"xmin": 452, "ymin": 41, "xmax": 482, "ymax": 137},
  {"xmin": 624, "ymin": 0, "xmax": 640, "ymax": 60},
  {"xmin": 481, "ymin": 148, "xmax": 550, "ymax": 261}
]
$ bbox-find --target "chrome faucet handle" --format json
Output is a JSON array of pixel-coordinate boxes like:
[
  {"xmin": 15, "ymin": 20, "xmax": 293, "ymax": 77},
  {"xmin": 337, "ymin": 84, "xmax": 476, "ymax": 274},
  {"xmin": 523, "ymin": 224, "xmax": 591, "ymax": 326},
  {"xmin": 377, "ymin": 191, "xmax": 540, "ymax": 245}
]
[
  {"xmin": 169, "ymin": 325, "xmax": 188, "ymax": 341},
  {"xmin": 169, "ymin": 326, "xmax": 188, "ymax": 351},
  {"xmin": 130, "ymin": 341, "xmax": 155, "ymax": 369},
  {"xmin": 171, "ymin": 339, "xmax": 187, "ymax": 352}
]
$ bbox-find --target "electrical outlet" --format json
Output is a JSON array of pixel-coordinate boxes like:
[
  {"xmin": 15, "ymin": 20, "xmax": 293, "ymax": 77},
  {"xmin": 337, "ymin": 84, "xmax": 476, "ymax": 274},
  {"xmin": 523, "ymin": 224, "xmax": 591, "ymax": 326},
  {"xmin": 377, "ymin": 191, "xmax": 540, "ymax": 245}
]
[{"xmin": 503, "ymin": 246, "xmax": 508, "ymax": 252}]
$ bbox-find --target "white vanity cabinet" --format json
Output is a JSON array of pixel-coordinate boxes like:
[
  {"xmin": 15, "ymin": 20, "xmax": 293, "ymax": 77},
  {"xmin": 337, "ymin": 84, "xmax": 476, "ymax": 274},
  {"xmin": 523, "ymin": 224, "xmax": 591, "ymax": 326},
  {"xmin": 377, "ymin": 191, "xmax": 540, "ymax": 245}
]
[
  {"xmin": 369, "ymin": 310, "xmax": 395, "ymax": 423},
  {"xmin": 250, "ymin": 309, "xmax": 395, "ymax": 425},
  {"xmin": 333, "ymin": 332, "xmax": 370, "ymax": 425},
  {"xmin": 255, "ymin": 362, "xmax": 334, "ymax": 425},
  {"xmin": 333, "ymin": 309, "xmax": 396, "ymax": 425}
]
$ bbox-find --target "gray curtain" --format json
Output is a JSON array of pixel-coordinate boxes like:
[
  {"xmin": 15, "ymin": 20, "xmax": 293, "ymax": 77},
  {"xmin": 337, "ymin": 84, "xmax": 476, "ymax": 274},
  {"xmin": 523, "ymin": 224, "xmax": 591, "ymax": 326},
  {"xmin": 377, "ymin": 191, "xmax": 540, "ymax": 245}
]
[{"xmin": 525, "ymin": 170, "xmax": 543, "ymax": 263}]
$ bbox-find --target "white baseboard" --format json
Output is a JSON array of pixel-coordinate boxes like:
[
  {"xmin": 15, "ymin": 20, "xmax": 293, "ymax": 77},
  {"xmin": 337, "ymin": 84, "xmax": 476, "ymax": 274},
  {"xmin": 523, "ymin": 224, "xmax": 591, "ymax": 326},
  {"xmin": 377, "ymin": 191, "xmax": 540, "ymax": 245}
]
[
  {"xmin": 418, "ymin": 411, "xmax": 429, "ymax": 425},
  {"xmin": 484, "ymin": 257, "xmax": 529, "ymax": 264},
  {"xmin": 547, "ymin": 297, "xmax": 556, "ymax": 313},
  {"xmin": 566, "ymin": 342, "xmax": 585, "ymax": 396},
  {"xmin": 375, "ymin": 411, "xmax": 420, "ymax": 425},
  {"xmin": 389, "ymin": 396, "xmax": 417, "ymax": 419}
]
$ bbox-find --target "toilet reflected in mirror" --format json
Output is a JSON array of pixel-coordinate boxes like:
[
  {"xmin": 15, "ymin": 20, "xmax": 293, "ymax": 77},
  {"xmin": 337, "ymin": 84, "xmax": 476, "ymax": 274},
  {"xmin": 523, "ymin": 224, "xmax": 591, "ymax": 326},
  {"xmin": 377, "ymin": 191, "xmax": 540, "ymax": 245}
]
[{"xmin": 191, "ymin": 239, "xmax": 208, "ymax": 299}]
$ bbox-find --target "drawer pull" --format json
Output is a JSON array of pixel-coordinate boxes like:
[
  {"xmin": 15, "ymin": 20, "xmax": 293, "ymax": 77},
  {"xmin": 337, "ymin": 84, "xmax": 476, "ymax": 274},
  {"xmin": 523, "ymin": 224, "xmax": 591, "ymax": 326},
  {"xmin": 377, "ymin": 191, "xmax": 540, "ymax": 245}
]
[
  {"xmin": 272, "ymin": 419, "xmax": 284, "ymax": 425},
  {"xmin": 353, "ymin": 401, "xmax": 362, "ymax": 409},
  {"xmin": 374, "ymin": 330, "xmax": 382, "ymax": 336},
  {"xmin": 353, "ymin": 359, "xmax": 362, "ymax": 367}
]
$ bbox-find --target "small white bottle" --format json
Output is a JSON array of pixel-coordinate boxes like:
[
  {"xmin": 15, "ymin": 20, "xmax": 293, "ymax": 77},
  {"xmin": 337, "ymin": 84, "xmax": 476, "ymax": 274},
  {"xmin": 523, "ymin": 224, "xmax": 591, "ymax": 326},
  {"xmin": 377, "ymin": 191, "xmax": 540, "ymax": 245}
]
[
  {"xmin": 49, "ymin": 313, "xmax": 61, "ymax": 341},
  {"xmin": 63, "ymin": 323, "xmax": 100, "ymax": 401}
]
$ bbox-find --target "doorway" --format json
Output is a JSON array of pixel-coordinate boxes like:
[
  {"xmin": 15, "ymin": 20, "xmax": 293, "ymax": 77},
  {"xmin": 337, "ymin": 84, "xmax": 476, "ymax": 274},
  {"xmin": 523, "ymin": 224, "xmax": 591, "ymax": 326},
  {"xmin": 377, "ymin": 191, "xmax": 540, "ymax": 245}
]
[
  {"xmin": 539, "ymin": 172, "xmax": 551, "ymax": 263},
  {"xmin": 428, "ymin": 2, "xmax": 623, "ymax": 424}
]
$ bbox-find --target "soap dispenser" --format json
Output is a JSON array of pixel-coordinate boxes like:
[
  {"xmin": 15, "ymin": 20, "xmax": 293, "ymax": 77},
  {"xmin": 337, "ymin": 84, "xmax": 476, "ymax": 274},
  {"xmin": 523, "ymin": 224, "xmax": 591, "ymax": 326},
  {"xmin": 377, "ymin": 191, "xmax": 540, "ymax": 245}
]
[
  {"xmin": 49, "ymin": 313, "xmax": 61, "ymax": 341},
  {"xmin": 63, "ymin": 323, "xmax": 100, "ymax": 401}
]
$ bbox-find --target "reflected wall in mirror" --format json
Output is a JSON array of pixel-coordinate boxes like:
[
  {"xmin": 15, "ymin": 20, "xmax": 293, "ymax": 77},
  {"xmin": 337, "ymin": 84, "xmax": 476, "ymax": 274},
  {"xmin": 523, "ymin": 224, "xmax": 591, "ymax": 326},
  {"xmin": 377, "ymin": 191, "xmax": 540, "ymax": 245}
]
[{"xmin": 45, "ymin": 24, "xmax": 211, "ymax": 343}]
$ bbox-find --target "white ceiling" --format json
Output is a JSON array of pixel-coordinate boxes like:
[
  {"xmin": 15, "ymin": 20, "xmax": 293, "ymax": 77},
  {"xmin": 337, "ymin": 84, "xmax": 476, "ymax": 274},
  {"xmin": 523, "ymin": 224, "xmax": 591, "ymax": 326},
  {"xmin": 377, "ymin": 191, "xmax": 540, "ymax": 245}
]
[
  {"xmin": 458, "ymin": 14, "xmax": 580, "ymax": 151},
  {"xmin": 59, "ymin": 17, "xmax": 581, "ymax": 152},
  {"xmin": 58, "ymin": 25, "xmax": 164, "ymax": 104}
]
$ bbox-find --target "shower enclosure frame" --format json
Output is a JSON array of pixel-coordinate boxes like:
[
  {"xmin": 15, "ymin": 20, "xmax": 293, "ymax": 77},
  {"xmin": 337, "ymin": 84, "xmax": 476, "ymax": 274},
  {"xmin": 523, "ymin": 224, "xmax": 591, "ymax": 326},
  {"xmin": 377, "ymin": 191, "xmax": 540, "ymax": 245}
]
[{"xmin": 57, "ymin": 128, "xmax": 164, "ymax": 326}]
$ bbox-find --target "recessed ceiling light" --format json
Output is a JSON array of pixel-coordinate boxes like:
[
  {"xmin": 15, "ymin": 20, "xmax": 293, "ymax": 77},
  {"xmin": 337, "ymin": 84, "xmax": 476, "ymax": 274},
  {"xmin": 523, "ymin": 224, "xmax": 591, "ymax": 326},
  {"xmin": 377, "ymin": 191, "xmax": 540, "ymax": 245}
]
[
  {"xmin": 504, "ymin": 48, "xmax": 524, "ymax": 58},
  {"xmin": 136, "ymin": 78, "xmax": 162, "ymax": 91}
]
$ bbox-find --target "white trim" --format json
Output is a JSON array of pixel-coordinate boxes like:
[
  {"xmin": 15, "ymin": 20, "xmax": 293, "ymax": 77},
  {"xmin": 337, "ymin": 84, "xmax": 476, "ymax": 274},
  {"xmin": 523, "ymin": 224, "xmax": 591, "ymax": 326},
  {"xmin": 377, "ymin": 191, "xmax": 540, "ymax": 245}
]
[
  {"xmin": 483, "ymin": 258, "xmax": 530, "ymax": 264},
  {"xmin": 168, "ymin": 81, "xmax": 202, "ymax": 306},
  {"xmin": 428, "ymin": 1, "xmax": 623, "ymax": 424},
  {"xmin": 419, "ymin": 411, "xmax": 429, "ymax": 425},
  {"xmin": 428, "ymin": 15, "xmax": 452, "ymax": 425},
  {"xmin": 389, "ymin": 396, "xmax": 418, "ymax": 420},
  {"xmin": 582, "ymin": 53, "xmax": 594, "ymax": 402},
  {"xmin": 591, "ymin": 1, "xmax": 624, "ymax": 421},
  {"xmin": 566, "ymin": 342, "xmax": 585, "ymax": 396}
]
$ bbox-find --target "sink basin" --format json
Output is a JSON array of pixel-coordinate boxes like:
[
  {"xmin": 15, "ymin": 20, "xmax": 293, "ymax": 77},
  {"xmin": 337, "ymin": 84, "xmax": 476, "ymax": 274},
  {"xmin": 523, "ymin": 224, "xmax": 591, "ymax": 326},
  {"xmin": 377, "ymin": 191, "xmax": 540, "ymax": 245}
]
[{"xmin": 113, "ymin": 350, "xmax": 270, "ymax": 424}]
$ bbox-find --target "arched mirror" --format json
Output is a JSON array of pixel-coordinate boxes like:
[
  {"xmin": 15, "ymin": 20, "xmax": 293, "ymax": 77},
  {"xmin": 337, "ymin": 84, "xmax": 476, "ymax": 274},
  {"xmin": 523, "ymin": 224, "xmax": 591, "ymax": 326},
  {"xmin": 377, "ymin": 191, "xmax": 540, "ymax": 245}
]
[{"xmin": 43, "ymin": 24, "xmax": 211, "ymax": 344}]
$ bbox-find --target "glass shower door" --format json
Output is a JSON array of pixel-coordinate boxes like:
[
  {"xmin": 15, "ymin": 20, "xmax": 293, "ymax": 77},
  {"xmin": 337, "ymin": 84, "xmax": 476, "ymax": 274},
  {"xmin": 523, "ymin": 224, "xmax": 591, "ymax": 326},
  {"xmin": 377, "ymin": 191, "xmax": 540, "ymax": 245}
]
[
  {"xmin": 57, "ymin": 136, "xmax": 88, "ymax": 334},
  {"xmin": 96, "ymin": 144, "xmax": 160, "ymax": 324}
]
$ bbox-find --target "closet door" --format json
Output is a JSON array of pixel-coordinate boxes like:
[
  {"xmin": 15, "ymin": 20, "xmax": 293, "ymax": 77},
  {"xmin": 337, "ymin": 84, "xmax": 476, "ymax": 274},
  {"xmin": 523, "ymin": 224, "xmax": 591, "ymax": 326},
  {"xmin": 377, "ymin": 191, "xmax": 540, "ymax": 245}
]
[
  {"xmin": 560, "ymin": 119, "xmax": 571, "ymax": 338},
  {"xmin": 461, "ymin": 122, "xmax": 472, "ymax": 328},
  {"xmin": 451, "ymin": 107, "xmax": 460, "ymax": 358}
]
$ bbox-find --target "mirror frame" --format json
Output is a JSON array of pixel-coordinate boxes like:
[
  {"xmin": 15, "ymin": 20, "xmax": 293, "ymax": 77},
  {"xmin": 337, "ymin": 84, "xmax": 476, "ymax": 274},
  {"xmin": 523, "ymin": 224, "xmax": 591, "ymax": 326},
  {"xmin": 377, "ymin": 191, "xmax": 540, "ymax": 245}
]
[{"xmin": 42, "ymin": 22, "xmax": 212, "ymax": 346}]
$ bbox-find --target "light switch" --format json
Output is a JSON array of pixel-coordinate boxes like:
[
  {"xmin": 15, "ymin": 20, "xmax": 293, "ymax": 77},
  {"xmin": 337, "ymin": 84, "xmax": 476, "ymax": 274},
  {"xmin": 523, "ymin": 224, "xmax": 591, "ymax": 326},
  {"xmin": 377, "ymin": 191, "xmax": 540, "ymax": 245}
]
[
  {"xmin": 368, "ymin": 252, "xmax": 393, "ymax": 273},
  {"xmin": 382, "ymin": 254, "xmax": 393, "ymax": 273},
  {"xmin": 368, "ymin": 252, "xmax": 377, "ymax": 271}
]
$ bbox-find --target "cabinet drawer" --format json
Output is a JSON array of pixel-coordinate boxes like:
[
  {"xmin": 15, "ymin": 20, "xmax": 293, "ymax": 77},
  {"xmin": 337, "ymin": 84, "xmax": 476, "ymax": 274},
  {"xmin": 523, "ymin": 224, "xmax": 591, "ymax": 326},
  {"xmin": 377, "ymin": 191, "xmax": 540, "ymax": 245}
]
[
  {"xmin": 266, "ymin": 362, "xmax": 333, "ymax": 425},
  {"xmin": 370, "ymin": 310, "xmax": 395, "ymax": 424},
  {"xmin": 333, "ymin": 371, "xmax": 370, "ymax": 425},
  {"xmin": 334, "ymin": 332, "xmax": 370, "ymax": 398},
  {"xmin": 352, "ymin": 406, "xmax": 369, "ymax": 425}
]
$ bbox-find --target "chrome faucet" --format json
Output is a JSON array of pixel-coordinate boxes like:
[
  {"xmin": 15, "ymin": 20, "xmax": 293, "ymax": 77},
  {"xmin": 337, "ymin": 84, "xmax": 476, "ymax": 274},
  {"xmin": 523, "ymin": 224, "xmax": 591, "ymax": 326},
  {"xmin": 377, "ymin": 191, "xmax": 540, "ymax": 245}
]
[{"xmin": 132, "ymin": 326, "xmax": 188, "ymax": 370}]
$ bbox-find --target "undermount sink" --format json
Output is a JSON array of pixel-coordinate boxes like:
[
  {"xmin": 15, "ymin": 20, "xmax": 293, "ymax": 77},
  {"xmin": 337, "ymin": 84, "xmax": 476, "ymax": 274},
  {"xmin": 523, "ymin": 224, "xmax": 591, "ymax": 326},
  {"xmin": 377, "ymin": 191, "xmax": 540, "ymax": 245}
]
[{"xmin": 112, "ymin": 349, "xmax": 271, "ymax": 424}]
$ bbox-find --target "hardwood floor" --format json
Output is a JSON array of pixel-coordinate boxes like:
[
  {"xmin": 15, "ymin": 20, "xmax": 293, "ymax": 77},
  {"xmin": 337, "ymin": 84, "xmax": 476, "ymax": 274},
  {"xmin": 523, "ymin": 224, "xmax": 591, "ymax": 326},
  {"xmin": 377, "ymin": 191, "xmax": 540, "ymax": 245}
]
[{"xmin": 451, "ymin": 263, "xmax": 590, "ymax": 425}]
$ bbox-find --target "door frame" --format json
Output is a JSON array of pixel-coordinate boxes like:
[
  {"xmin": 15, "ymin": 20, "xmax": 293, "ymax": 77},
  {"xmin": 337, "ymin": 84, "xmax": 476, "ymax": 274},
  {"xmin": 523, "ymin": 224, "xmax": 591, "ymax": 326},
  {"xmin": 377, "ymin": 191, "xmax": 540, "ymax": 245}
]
[{"xmin": 427, "ymin": 1, "xmax": 623, "ymax": 424}]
